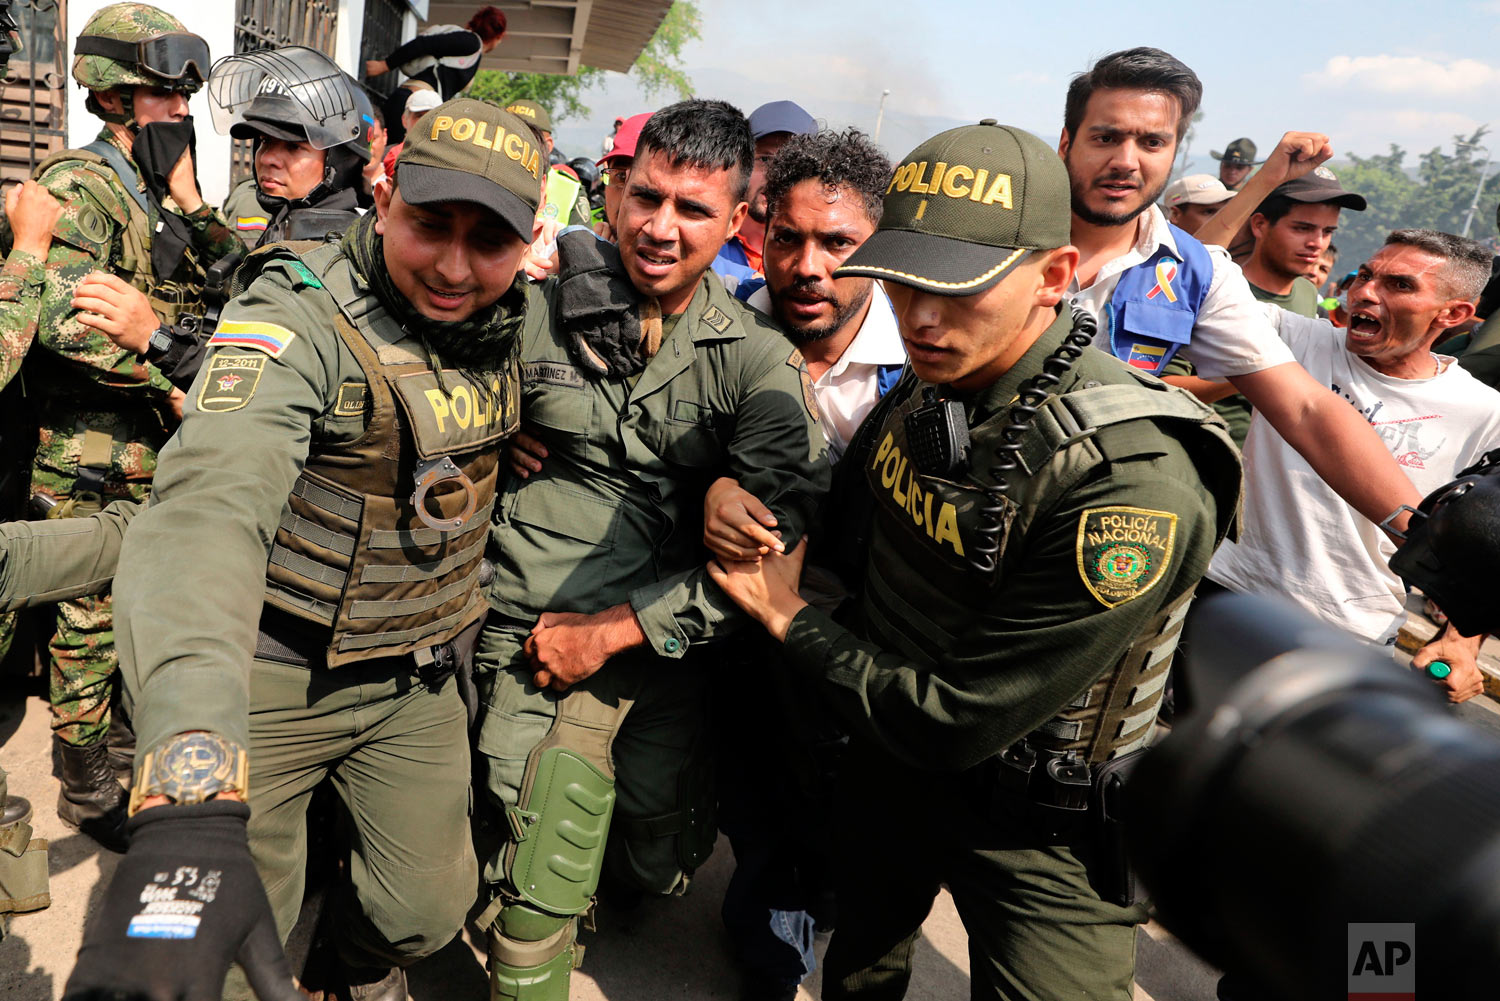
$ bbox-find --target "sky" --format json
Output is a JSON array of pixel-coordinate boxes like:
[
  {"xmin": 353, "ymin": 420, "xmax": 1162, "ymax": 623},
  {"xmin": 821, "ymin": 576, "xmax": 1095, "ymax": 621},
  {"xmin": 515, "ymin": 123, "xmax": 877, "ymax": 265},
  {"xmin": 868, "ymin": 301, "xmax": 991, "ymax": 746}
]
[{"xmin": 551, "ymin": 0, "xmax": 1500, "ymax": 175}]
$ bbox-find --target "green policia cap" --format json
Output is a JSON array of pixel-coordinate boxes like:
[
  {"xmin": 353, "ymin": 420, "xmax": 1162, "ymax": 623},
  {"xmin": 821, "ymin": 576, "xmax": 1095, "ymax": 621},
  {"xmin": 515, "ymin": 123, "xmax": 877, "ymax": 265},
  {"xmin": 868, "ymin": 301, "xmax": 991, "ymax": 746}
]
[
  {"xmin": 397, "ymin": 97, "xmax": 544, "ymax": 239},
  {"xmin": 836, "ymin": 120, "xmax": 1071, "ymax": 296},
  {"xmin": 504, "ymin": 98, "xmax": 552, "ymax": 133}
]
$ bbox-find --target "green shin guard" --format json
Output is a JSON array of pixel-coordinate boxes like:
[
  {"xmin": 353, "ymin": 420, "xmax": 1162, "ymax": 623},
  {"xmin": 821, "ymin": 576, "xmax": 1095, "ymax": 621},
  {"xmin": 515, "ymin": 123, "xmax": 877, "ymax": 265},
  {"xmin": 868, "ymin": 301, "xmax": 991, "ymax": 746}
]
[
  {"xmin": 485, "ymin": 906, "xmax": 578, "ymax": 1001},
  {"xmin": 508, "ymin": 746, "xmax": 614, "ymax": 914}
]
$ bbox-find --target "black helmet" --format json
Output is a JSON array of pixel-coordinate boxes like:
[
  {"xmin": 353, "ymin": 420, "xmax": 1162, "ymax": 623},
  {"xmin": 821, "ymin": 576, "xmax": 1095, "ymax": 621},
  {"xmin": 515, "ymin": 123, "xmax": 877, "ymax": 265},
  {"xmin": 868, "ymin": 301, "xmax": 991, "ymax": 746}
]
[
  {"xmin": 548, "ymin": 147, "xmax": 567, "ymax": 168},
  {"xmin": 1389, "ymin": 447, "xmax": 1500, "ymax": 637},
  {"xmin": 208, "ymin": 46, "xmax": 374, "ymax": 209},
  {"xmin": 568, "ymin": 156, "xmax": 600, "ymax": 192}
]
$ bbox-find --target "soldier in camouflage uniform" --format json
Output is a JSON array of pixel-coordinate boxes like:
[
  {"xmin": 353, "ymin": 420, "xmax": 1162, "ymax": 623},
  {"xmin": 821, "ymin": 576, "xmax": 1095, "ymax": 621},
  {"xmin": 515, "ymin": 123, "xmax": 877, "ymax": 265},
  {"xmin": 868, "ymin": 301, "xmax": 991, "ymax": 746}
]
[
  {"xmin": 25, "ymin": 2, "xmax": 237, "ymax": 852},
  {"xmin": 0, "ymin": 178, "xmax": 66, "ymax": 935}
]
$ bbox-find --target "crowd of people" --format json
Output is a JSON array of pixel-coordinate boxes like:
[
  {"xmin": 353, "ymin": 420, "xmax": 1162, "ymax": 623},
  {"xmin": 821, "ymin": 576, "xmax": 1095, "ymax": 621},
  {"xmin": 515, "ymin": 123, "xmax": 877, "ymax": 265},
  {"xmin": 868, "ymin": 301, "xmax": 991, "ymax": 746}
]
[{"xmin": 0, "ymin": 7, "xmax": 1494, "ymax": 1001}]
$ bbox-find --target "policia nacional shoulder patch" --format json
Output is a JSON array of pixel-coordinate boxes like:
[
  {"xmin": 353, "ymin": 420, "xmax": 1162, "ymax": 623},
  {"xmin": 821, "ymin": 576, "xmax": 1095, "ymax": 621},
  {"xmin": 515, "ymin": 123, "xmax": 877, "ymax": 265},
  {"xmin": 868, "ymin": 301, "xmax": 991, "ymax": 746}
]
[
  {"xmin": 1077, "ymin": 505, "xmax": 1177, "ymax": 608},
  {"xmin": 197, "ymin": 354, "xmax": 267, "ymax": 413}
]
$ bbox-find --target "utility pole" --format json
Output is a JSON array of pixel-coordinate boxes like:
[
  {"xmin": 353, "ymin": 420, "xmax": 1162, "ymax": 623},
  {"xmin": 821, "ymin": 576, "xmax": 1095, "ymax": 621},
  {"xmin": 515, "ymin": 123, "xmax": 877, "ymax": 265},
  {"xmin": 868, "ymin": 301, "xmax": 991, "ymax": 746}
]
[
  {"xmin": 874, "ymin": 88, "xmax": 890, "ymax": 144},
  {"xmin": 1458, "ymin": 132, "xmax": 1491, "ymax": 239}
]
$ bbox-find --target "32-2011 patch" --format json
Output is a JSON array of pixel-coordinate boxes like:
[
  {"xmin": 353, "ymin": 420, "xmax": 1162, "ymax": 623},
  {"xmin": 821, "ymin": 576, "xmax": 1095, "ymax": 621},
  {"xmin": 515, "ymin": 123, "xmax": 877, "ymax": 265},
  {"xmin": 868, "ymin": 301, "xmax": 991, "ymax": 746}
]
[
  {"xmin": 1076, "ymin": 505, "xmax": 1177, "ymax": 608},
  {"xmin": 197, "ymin": 354, "xmax": 267, "ymax": 413}
]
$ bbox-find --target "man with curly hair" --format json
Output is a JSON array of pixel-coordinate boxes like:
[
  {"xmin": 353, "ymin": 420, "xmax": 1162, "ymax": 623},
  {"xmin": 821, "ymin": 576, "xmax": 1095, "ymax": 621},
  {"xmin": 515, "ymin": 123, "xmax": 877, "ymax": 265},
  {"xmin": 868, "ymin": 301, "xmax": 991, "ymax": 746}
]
[{"xmin": 707, "ymin": 127, "xmax": 905, "ymax": 1001}]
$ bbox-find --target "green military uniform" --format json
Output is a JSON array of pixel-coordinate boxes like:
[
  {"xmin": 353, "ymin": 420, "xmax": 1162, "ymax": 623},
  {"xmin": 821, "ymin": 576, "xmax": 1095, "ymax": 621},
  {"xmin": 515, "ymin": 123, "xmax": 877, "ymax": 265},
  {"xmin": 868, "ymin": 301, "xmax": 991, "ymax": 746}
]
[
  {"xmin": 221, "ymin": 175, "xmax": 269, "ymax": 250},
  {"xmin": 780, "ymin": 122, "xmax": 1242, "ymax": 1001},
  {"xmin": 108, "ymin": 230, "xmax": 520, "ymax": 968},
  {"xmin": 29, "ymin": 4, "xmax": 240, "ymax": 755},
  {"xmin": 103, "ymin": 98, "xmax": 547, "ymax": 990},
  {"xmin": 0, "ymin": 247, "xmax": 51, "ymax": 931},
  {"xmin": 0, "ymin": 246, "xmax": 47, "ymax": 664},
  {"xmin": 474, "ymin": 262, "xmax": 829, "ymax": 999}
]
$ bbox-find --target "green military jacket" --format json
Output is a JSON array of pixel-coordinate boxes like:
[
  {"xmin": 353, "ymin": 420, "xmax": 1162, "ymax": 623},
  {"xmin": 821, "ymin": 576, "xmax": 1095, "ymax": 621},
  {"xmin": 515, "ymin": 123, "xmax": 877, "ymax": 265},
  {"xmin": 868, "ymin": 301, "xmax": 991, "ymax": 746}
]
[
  {"xmin": 220, "ymin": 175, "xmax": 268, "ymax": 251},
  {"xmin": 785, "ymin": 310, "xmax": 1240, "ymax": 772},
  {"xmin": 488, "ymin": 271, "xmax": 829, "ymax": 658},
  {"xmin": 108, "ymin": 248, "xmax": 521, "ymax": 757}
]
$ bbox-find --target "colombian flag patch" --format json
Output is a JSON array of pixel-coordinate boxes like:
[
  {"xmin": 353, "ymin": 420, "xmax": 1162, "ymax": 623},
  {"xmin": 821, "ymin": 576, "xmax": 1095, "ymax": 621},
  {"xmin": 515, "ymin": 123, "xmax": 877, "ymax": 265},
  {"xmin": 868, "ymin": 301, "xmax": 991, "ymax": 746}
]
[
  {"xmin": 235, "ymin": 215, "xmax": 269, "ymax": 232},
  {"xmin": 209, "ymin": 320, "xmax": 298, "ymax": 358}
]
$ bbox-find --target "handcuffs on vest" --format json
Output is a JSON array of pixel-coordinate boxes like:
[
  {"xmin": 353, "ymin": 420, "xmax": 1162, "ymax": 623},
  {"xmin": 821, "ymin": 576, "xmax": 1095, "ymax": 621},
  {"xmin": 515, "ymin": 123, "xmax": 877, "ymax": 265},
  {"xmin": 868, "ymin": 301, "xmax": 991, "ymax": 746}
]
[{"xmin": 410, "ymin": 455, "xmax": 478, "ymax": 531}]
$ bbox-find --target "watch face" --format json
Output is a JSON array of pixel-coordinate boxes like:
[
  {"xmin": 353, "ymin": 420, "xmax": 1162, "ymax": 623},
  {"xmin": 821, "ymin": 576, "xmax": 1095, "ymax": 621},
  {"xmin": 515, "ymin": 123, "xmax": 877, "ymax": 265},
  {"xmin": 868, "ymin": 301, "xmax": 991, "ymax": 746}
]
[{"xmin": 152, "ymin": 733, "xmax": 237, "ymax": 804}]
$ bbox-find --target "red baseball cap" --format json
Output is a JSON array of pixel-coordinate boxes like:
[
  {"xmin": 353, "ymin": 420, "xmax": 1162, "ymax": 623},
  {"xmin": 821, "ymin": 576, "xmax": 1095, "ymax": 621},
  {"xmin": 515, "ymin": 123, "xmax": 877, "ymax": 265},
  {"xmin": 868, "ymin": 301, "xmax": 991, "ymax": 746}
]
[{"xmin": 599, "ymin": 112, "xmax": 652, "ymax": 166}]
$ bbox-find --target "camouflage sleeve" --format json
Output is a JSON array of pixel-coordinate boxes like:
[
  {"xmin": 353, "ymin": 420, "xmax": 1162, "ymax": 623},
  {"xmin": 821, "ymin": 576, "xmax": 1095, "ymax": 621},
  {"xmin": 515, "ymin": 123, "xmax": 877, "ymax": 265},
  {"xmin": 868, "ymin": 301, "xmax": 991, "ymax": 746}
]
[
  {"xmin": 184, "ymin": 201, "xmax": 246, "ymax": 264},
  {"xmin": 0, "ymin": 249, "xmax": 45, "ymax": 390},
  {"xmin": 34, "ymin": 164, "xmax": 175, "ymax": 395}
]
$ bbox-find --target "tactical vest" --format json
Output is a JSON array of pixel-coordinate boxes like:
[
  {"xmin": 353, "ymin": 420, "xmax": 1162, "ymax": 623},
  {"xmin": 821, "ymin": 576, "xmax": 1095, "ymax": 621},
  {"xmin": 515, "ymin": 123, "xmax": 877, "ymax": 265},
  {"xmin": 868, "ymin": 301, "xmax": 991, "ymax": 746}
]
[
  {"xmin": 858, "ymin": 367, "xmax": 1240, "ymax": 766},
  {"xmin": 258, "ymin": 243, "xmax": 521, "ymax": 666},
  {"xmin": 1104, "ymin": 224, "xmax": 1213, "ymax": 377},
  {"xmin": 34, "ymin": 140, "xmax": 207, "ymax": 329}
]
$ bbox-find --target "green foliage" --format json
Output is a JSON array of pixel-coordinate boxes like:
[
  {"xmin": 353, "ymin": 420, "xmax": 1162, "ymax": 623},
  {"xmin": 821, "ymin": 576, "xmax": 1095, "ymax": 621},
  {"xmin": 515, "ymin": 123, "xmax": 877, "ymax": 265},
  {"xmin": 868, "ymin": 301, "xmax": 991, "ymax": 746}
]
[
  {"xmin": 1333, "ymin": 128, "xmax": 1500, "ymax": 273},
  {"xmin": 467, "ymin": 1, "xmax": 701, "ymax": 125}
]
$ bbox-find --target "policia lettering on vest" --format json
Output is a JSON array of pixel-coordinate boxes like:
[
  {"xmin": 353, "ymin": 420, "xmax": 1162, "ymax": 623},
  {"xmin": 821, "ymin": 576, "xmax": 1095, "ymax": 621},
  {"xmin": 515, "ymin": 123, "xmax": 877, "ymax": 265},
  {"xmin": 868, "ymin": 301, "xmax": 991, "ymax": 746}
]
[
  {"xmin": 710, "ymin": 121, "xmax": 1241, "ymax": 1001},
  {"xmin": 56, "ymin": 97, "xmax": 543, "ymax": 1001}
]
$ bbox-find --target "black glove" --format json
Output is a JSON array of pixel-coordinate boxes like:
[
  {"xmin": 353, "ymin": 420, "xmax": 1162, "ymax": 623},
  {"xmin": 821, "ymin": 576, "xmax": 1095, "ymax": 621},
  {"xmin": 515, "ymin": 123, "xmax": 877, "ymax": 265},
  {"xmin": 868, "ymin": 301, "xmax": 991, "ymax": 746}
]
[
  {"xmin": 63, "ymin": 800, "xmax": 300, "ymax": 1001},
  {"xmin": 553, "ymin": 228, "xmax": 648, "ymax": 378}
]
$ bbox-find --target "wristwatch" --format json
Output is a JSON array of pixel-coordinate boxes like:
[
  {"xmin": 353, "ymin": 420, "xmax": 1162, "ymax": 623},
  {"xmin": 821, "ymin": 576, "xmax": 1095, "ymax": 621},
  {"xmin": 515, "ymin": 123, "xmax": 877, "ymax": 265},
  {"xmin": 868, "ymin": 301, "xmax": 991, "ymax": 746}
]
[
  {"xmin": 144, "ymin": 323, "xmax": 175, "ymax": 361},
  {"xmin": 129, "ymin": 731, "xmax": 249, "ymax": 815}
]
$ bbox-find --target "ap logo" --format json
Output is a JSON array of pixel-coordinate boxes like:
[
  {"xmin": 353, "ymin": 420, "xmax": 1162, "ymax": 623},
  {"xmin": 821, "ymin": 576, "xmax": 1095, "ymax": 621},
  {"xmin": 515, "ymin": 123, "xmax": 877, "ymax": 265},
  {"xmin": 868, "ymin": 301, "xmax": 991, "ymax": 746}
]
[{"xmin": 1348, "ymin": 923, "xmax": 1414, "ymax": 1000}]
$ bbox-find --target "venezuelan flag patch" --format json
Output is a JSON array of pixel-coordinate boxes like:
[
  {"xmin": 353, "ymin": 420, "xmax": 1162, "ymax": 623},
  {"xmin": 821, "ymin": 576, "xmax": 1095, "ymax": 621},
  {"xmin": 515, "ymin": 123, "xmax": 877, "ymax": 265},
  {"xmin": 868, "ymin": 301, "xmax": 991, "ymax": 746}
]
[
  {"xmin": 1126, "ymin": 343, "xmax": 1167, "ymax": 371},
  {"xmin": 209, "ymin": 320, "xmax": 298, "ymax": 358}
]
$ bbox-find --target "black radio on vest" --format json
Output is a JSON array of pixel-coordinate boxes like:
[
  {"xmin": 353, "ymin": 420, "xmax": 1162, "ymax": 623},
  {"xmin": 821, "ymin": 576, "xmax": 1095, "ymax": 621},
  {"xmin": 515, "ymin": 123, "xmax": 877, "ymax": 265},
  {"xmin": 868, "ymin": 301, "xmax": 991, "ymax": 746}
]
[{"xmin": 904, "ymin": 388, "xmax": 971, "ymax": 479}]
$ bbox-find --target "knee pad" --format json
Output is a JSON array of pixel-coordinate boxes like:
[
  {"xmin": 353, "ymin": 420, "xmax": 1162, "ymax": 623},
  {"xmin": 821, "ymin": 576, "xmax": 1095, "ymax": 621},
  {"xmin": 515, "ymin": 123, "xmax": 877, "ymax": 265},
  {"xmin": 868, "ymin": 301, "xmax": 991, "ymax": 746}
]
[{"xmin": 507, "ymin": 746, "xmax": 615, "ymax": 916}]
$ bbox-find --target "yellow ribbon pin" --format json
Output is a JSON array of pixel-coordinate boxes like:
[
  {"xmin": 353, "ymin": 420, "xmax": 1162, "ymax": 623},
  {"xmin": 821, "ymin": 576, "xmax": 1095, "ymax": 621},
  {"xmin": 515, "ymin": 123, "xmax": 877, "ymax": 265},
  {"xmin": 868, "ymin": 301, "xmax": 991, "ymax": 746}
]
[{"xmin": 1152, "ymin": 259, "xmax": 1179, "ymax": 303}]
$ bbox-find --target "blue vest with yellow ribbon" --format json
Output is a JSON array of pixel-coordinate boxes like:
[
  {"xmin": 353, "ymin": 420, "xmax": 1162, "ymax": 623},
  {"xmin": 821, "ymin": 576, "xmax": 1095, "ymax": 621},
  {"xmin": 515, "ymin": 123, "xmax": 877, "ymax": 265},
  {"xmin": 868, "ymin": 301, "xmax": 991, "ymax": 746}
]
[{"xmin": 1106, "ymin": 224, "xmax": 1212, "ymax": 376}]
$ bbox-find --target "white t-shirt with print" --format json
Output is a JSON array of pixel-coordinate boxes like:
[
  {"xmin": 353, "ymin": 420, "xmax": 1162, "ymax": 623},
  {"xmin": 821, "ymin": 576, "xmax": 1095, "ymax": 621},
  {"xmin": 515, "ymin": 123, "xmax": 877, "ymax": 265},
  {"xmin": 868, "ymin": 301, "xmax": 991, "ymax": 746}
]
[{"xmin": 1208, "ymin": 307, "xmax": 1500, "ymax": 642}]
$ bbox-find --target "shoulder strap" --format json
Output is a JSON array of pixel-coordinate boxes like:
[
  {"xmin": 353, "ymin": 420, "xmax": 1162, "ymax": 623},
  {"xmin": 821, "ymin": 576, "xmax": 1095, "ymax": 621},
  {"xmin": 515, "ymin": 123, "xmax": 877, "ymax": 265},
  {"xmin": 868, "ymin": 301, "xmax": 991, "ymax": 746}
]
[
  {"xmin": 1024, "ymin": 379, "xmax": 1241, "ymax": 544},
  {"xmin": 81, "ymin": 140, "xmax": 148, "ymax": 216}
]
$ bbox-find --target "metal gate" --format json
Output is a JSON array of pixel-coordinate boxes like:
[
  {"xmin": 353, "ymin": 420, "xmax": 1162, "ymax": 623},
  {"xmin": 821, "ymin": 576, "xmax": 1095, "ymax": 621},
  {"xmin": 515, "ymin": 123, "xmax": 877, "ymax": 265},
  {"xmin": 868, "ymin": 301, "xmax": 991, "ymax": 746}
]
[
  {"xmin": 358, "ymin": 0, "xmax": 402, "ymax": 99},
  {"xmin": 0, "ymin": 0, "xmax": 68, "ymax": 183},
  {"xmin": 230, "ymin": 0, "xmax": 338, "ymax": 182}
]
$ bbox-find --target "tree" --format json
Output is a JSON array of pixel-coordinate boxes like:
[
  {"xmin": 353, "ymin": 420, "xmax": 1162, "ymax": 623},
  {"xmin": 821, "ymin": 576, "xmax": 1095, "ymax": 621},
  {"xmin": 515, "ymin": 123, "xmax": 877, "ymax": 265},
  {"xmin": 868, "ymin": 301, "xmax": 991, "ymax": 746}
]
[
  {"xmin": 467, "ymin": 1, "xmax": 701, "ymax": 125},
  {"xmin": 1333, "ymin": 128, "xmax": 1500, "ymax": 275}
]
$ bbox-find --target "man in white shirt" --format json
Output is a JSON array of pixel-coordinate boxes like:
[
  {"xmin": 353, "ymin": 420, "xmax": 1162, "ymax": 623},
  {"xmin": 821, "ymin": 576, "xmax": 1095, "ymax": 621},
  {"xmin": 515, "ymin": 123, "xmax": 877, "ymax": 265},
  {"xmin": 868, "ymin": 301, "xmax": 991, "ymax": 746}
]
[
  {"xmin": 1058, "ymin": 48, "xmax": 1425, "ymax": 536},
  {"xmin": 744, "ymin": 134, "xmax": 906, "ymax": 460},
  {"xmin": 1209, "ymin": 229, "xmax": 1499, "ymax": 697},
  {"xmin": 708, "ymin": 125, "xmax": 904, "ymax": 1001}
]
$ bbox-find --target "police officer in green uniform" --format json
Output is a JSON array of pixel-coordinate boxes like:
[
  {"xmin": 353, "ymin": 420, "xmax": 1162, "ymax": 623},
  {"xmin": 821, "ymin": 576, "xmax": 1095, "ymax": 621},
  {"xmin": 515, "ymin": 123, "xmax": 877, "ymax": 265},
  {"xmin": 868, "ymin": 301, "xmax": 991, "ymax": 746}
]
[
  {"xmin": 56, "ymin": 97, "xmax": 543, "ymax": 1001},
  {"xmin": 708, "ymin": 122, "xmax": 1242, "ymax": 1001},
  {"xmin": 473, "ymin": 98, "xmax": 829, "ymax": 1001}
]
